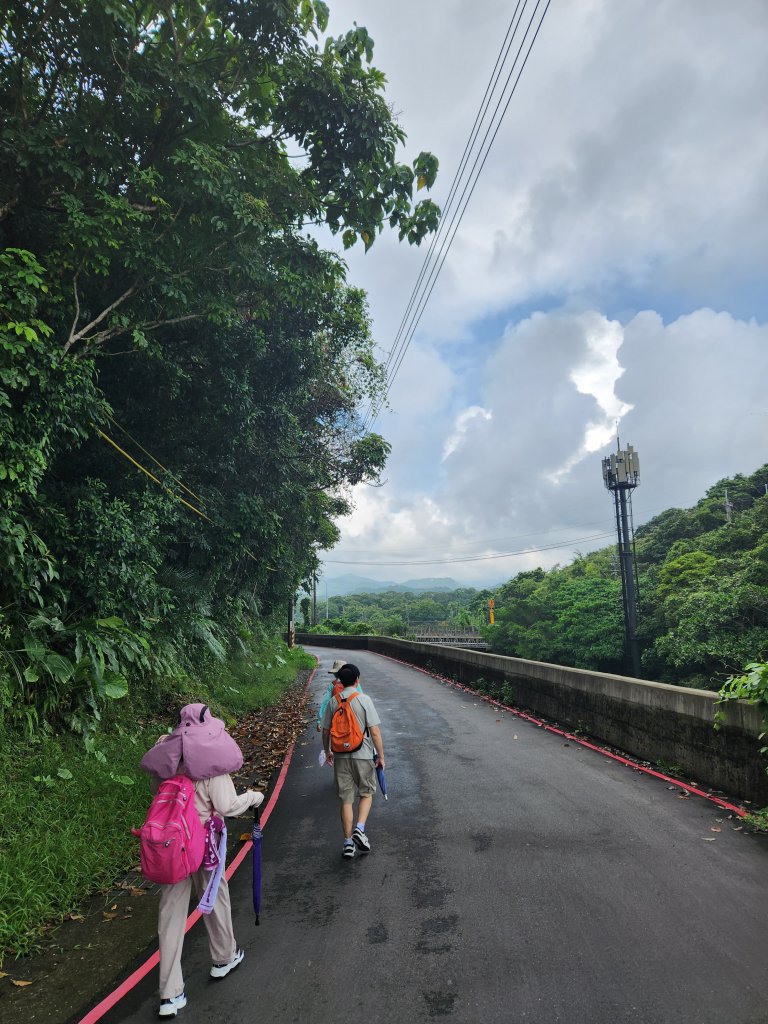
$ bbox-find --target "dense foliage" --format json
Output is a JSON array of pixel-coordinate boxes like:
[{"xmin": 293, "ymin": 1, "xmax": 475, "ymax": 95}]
[
  {"xmin": 486, "ymin": 465, "xmax": 768, "ymax": 688},
  {"xmin": 0, "ymin": 2, "xmax": 439, "ymax": 737}
]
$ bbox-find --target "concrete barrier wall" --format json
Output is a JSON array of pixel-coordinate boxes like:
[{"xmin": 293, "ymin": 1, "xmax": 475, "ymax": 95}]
[{"xmin": 295, "ymin": 633, "xmax": 768, "ymax": 804}]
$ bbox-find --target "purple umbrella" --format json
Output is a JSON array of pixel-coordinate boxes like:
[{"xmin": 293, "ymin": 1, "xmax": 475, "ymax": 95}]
[
  {"xmin": 374, "ymin": 754, "xmax": 388, "ymax": 800},
  {"xmin": 251, "ymin": 804, "xmax": 262, "ymax": 926}
]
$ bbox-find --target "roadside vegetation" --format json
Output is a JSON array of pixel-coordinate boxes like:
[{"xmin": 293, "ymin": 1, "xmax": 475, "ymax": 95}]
[
  {"xmin": 1, "ymin": 2, "xmax": 440, "ymax": 745},
  {"xmin": 0, "ymin": 641, "xmax": 314, "ymax": 962},
  {"xmin": 0, "ymin": 2, "xmax": 439, "ymax": 962}
]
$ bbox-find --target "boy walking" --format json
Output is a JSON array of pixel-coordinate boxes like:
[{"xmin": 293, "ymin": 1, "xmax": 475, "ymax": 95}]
[{"xmin": 321, "ymin": 663, "xmax": 385, "ymax": 859}]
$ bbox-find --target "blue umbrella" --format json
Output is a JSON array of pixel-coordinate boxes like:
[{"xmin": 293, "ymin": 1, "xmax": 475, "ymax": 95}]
[
  {"xmin": 251, "ymin": 804, "xmax": 262, "ymax": 926},
  {"xmin": 374, "ymin": 754, "xmax": 388, "ymax": 800}
]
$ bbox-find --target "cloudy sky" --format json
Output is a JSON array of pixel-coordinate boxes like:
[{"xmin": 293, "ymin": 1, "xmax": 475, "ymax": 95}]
[{"xmin": 318, "ymin": 0, "xmax": 768, "ymax": 587}]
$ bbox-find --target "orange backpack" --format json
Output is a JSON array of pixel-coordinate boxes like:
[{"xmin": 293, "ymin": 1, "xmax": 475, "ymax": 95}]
[{"xmin": 329, "ymin": 691, "xmax": 367, "ymax": 753}]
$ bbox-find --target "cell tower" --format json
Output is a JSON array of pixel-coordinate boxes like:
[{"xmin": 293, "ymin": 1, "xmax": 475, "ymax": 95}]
[{"xmin": 602, "ymin": 440, "xmax": 641, "ymax": 678}]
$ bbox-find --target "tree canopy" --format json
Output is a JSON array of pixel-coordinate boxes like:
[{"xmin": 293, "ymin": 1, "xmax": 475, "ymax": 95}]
[{"xmin": 0, "ymin": 1, "xmax": 439, "ymax": 735}]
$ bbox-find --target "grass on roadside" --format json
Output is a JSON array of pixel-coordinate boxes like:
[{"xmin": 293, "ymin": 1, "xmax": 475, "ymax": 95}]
[
  {"xmin": 743, "ymin": 806, "xmax": 768, "ymax": 832},
  {"xmin": 0, "ymin": 644, "xmax": 315, "ymax": 963}
]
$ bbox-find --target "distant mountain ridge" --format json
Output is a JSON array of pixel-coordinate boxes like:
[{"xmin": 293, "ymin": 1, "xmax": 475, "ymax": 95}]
[{"xmin": 319, "ymin": 574, "xmax": 463, "ymax": 597}]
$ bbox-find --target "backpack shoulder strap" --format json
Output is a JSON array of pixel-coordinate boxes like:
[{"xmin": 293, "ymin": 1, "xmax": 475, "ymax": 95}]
[{"xmin": 344, "ymin": 690, "xmax": 369, "ymax": 735}]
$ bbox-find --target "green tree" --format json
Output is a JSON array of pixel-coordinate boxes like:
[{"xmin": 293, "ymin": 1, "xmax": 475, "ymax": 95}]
[{"xmin": 0, "ymin": 1, "xmax": 440, "ymax": 734}]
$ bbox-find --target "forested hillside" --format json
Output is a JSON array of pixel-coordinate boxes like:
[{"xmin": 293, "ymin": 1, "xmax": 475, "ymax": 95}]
[
  {"xmin": 302, "ymin": 466, "xmax": 768, "ymax": 691},
  {"xmin": 302, "ymin": 586, "xmax": 491, "ymax": 635},
  {"xmin": 0, "ymin": 2, "xmax": 439, "ymax": 738},
  {"xmin": 487, "ymin": 464, "xmax": 768, "ymax": 689}
]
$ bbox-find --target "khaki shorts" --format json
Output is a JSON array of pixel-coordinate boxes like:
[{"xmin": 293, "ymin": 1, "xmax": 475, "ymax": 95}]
[{"xmin": 334, "ymin": 757, "xmax": 377, "ymax": 803}]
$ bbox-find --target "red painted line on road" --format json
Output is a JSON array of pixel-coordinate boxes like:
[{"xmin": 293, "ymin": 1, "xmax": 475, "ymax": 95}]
[
  {"xmin": 371, "ymin": 650, "xmax": 748, "ymax": 819},
  {"xmin": 78, "ymin": 664, "xmax": 317, "ymax": 1024}
]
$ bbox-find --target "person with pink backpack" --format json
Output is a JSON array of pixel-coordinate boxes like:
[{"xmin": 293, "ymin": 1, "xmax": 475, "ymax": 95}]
[{"xmin": 138, "ymin": 703, "xmax": 263, "ymax": 1018}]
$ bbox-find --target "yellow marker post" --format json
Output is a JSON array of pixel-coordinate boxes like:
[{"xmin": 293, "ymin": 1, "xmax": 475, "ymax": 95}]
[{"xmin": 488, "ymin": 598, "xmax": 495, "ymax": 625}]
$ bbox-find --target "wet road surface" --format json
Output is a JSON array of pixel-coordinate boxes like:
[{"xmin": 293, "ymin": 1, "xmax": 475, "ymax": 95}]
[{"xmin": 94, "ymin": 646, "xmax": 768, "ymax": 1024}]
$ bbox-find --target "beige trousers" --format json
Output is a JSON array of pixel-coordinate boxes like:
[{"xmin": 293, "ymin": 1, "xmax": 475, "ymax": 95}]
[{"xmin": 158, "ymin": 870, "xmax": 237, "ymax": 999}]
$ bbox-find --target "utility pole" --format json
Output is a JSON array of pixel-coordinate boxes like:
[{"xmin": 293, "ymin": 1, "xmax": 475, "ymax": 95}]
[
  {"xmin": 312, "ymin": 574, "xmax": 317, "ymax": 627},
  {"xmin": 602, "ymin": 440, "xmax": 642, "ymax": 678},
  {"xmin": 288, "ymin": 596, "xmax": 295, "ymax": 649}
]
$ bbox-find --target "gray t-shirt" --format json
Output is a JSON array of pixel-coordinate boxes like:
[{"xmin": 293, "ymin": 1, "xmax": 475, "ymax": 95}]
[{"xmin": 321, "ymin": 686, "xmax": 381, "ymax": 760}]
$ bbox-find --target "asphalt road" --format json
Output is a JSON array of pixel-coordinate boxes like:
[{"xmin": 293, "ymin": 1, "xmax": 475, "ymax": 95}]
[{"xmin": 98, "ymin": 647, "xmax": 768, "ymax": 1024}]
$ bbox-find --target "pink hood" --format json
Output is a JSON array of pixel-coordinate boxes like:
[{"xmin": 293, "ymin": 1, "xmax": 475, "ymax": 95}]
[{"xmin": 140, "ymin": 703, "xmax": 244, "ymax": 781}]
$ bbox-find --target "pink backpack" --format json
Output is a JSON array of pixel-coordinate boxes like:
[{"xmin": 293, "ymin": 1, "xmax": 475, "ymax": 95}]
[{"xmin": 132, "ymin": 775, "xmax": 205, "ymax": 884}]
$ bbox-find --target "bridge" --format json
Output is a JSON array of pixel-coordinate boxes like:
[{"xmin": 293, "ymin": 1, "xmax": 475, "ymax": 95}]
[{"xmin": 405, "ymin": 622, "xmax": 489, "ymax": 648}]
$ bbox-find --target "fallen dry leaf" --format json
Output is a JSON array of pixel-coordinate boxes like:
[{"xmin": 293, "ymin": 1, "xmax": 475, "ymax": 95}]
[
  {"xmin": 129, "ymin": 887, "xmax": 146, "ymax": 898},
  {"xmin": 711, "ymin": 827, "xmax": 721, "ymax": 832},
  {"xmin": 229, "ymin": 677, "xmax": 312, "ymax": 796},
  {"xmin": 11, "ymin": 980, "xmax": 32, "ymax": 988},
  {"xmin": 0, "ymin": 971, "xmax": 8, "ymax": 979},
  {"xmin": 702, "ymin": 837, "xmax": 716, "ymax": 842},
  {"xmin": 67, "ymin": 913, "xmax": 85, "ymax": 922},
  {"xmin": 732, "ymin": 826, "xmax": 743, "ymax": 831},
  {"xmin": 102, "ymin": 912, "xmax": 118, "ymax": 922}
]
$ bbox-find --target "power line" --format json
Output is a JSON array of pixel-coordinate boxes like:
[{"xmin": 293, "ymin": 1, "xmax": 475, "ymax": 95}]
[
  {"xmin": 378, "ymin": 0, "xmax": 551, "ymax": 424},
  {"xmin": 360, "ymin": 0, "xmax": 534, "ymax": 430},
  {"xmin": 320, "ymin": 502, "xmax": 674, "ymax": 560},
  {"xmin": 362, "ymin": 0, "xmax": 553, "ymax": 432},
  {"xmin": 360, "ymin": 0, "xmax": 530, "ymax": 428},
  {"xmin": 323, "ymin": 529, "xmax": 615, "ymax": 566}
]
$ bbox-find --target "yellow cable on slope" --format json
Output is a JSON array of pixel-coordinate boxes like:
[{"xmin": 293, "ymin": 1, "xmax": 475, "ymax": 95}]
[
  {"xmin": 93, "ymin": 425, "xmax": 275, "ymax": 569},
  {"xmin": 106, "ymin": 415, "xmax": 207, "ymax": 507},
  {"xmin": 94, "ymin": 426, "xmax": 211, "ymax": 521}
]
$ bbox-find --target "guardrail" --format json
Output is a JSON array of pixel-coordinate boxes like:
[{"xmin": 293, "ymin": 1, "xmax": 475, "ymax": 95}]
[{"xmin": 295, "ymin": 632, "xmax": 768, "ymax": 804}]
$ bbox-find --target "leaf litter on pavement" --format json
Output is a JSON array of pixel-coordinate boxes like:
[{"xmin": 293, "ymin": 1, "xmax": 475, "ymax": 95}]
[{"xmin": 228, "ymin": 673, "xmax": 313, "ymax": 796}]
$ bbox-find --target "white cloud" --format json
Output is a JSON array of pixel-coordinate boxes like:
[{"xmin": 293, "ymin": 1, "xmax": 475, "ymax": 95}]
[
  {"xmin": 548, "ymin": 315, "xmax": 633, "ymax": 481},
  {"xmin": 328, "ymin": 0, "xmax": 768, "ymax": 344},
  {"xmin": 325, "ymin": 308, "xmax": 768, "ymax": 586},
  {"xmin": 317, "ymin": 1, "xmax": 768, "ymax": 588},
  {"xmin": 442, "ymin": 406, "xmax": 493, "ymax": 461}
]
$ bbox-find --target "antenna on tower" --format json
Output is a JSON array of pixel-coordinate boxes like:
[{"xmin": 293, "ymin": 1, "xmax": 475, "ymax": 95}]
[{"xmin": 602, "ymin": 442, "xmax": 642, "ymax": 678}]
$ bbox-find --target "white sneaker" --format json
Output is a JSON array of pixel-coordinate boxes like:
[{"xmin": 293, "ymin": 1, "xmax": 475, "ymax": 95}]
[
  {"xmin": 352, "ymin": 827, "xmax": 371, "ymax": 853},
  {"xmin": 159, "ymin": 993, "xmax": 186, "ymax": 1017},
  {"xmin": 210, "ymin": 948, "xmax": 245, "ymax": 979}
]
